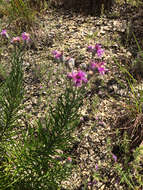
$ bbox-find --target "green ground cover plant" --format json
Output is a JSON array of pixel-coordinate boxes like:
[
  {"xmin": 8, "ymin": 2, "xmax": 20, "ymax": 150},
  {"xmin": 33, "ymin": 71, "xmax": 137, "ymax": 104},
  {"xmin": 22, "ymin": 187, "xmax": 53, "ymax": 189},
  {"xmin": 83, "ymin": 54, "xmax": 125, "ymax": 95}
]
[{"xmin": 0, "ymin": 31, "xmax": 89, "ymax": 189}]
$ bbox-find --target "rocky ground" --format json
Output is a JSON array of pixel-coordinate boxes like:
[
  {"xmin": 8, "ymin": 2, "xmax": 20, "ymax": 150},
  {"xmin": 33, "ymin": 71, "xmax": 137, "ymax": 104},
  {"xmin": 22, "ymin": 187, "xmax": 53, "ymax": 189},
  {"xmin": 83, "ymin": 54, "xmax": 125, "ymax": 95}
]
[{"xmin": 0, "ymin": 1, "xmax": 143, "ymax": 189}]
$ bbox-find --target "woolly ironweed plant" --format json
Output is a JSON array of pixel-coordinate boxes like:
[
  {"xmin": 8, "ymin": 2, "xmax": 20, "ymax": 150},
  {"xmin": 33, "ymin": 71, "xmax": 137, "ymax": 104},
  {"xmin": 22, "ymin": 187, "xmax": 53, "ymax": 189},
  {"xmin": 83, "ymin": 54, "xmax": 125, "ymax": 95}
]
[
  {"xmin": 0, "ymin": 38, "xmax": 25, "ymax": 189},
  {"xmin": 0, "ymin": 81, "xmax": 86, "ymax": 190},
  {"xmin": 0, "ymin": 35, "xmax": 88, "ymax": 189},
  {"xmin": 12, "ymin": 86, "xmax": 85, "ymax": 189},
  {"xmin": 0, "ymin": 42, "xmax": 24, "ymax": 142}
]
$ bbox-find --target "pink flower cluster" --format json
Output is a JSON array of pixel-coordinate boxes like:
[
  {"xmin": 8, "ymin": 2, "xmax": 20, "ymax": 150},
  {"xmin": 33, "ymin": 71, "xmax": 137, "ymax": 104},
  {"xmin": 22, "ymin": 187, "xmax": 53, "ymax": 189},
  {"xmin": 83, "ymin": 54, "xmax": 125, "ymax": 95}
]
[
  {"xmin": 67, "ymin": 70, "xmax": 88, "ymax": 87},
  {"xmin": 21, "ymin": 32, "xmax": 30, "ymax": 41},
  {"xmin": 52, "ymin": 50, "xmax": 87, "ymax": 87},
  {"xmin": 87, "ymin": 43, "xmax": 108, "ymax": 75},
  {"xmin": 90, "ymin": 61, "xmax": 108, "ymax": 75},
  {"xmin": 52, "ymin": 50, "xmax": 63, "ymax": 61},
  {"xmin": 67, "ymin": 157, "xmax": 72, "ymax": 163},
  {"xmin": 112, "ymin": 154, "xmax": 117, "ymax": 162},
  {"xmin": 87, "ymin": 43, "xmax": 104, "ymax": 57},
  {"xmin": 11, "ymin": 32, "xmax": 30, "ymax": 43},
  {"xmin": 0, "ymin": 29, "xmax": 30, "ymax": 44},
  {"xmin": 0, "ymin": 29, "xmax": 9, "ymax": 38},
  {"xmin": 11, "ymin": 37, "xmax": 21, "ymax": 43}
]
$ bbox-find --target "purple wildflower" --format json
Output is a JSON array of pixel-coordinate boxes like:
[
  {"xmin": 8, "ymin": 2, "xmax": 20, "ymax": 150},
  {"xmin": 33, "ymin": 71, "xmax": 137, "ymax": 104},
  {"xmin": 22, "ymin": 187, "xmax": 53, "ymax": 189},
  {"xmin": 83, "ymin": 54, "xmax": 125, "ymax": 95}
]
[
  {"xmin": 95, "ymin": 164, "xmax": 98, "ymax": 170},
  {"xmin": 98, "ymin": 67, "xmax": 106, "ymax": 75},
  {"xmin": 0, "ymin": 29, "xmax": 9, "ymax": 38},
  {"xmin": 87, "ymin": 43, "xmax": 104, "ymax": 57},
  {"xmin": 67, "ymin": 72, "xmax": 75, "ymax": 79},
  {"xmin": 112, "ymin": 154, "xmax": 117, "ymax": 162},
  {"xmin": 55, "ymin": 53, "xmax": 62, "ymax": 59},
  {"xmin": 67, "ymin": 70, "xmax": 88, "ymax": 87},
  {"xmin": 52, "ymin": 50, "xmax": 57, "ymax": 55},
  {"xmin": 73, "ymin": 70, "xmax": 88, "ymax": 86},
  {"xmin": 97, "ymin": 48, "xmax": 104, "ymax": 57},
  {"xmin": 67, "ymin": 157, "xmax": 72, "ymax": 163},
  {"xmin": 87, "ymin": 45, "xmax": 95, "ymax": 52},
  {"xmin": 90, "ymin": 61, "xmax": 98, "ymax": 70},
  {"xmin": 11, "ymin": 36, "xmax": 21, "ymax": 43},
  {"xmin": 21, "ymin": 32, "xmax": 30, "ymax": 42},
  {"xmin": 95, "ymin": 44, "xmax": 104, "ymax": 57},
  {"xmin": 95, "ymin": 44, "xmax": 102, "ymax": 50},
  {"xmin": 95, "ymin": 116, "xmax": 99, "ymax": 120},
  {"xmin": 52, "ymin": 50, "xmax": 63, "ymax": 60},
  {"xmin": 90, "ymin": 61, "xmax": 107, "ymax": 75}
]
